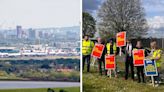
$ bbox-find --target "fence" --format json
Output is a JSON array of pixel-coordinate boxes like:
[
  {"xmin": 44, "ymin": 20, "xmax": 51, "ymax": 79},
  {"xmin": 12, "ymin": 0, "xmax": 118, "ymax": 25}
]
[{"xmin": 131, "ymin": 38, "xmax": 164, "ymax": 49}]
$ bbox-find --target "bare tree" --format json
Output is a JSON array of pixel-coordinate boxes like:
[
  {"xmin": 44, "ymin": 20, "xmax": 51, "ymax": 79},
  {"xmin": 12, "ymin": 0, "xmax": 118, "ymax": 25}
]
[
  {"xmin": 98, "ymin": 0, "xmax": 148, "ymax": 38},
  {"xmin": 83, "ymin": 12, "xmax": 96, "ymax": 38}
]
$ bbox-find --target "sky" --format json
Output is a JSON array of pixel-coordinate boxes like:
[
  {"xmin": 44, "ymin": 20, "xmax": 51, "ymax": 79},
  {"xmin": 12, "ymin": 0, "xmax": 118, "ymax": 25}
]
[
  {"xmin": 0, "ymin": 0, "xmax": 80, "ymax": 29},
  {"xmin": 83, "ymin": 0, "xmax": 164, "ymax": 38}
]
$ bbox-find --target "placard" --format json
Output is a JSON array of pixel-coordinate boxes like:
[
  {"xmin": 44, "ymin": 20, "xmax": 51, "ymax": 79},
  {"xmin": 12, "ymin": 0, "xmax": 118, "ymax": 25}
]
[
  {"xmin": 133, "ymin": 49, "xmax": 145, "ymax": 66},
  {"xmin": 116, "ymin": 32, "xmax": 126, "ymax": 47},
  {"xmin": 91, "ymin": 44, "xmax": 104, "ymax": 58},
  {"xmin": 105, "ymin": 54, "xmax": 115, "ymax": 69},
  {"xmin": 144, "ymin": 59, "xmax": 158, "ymax": 76}
]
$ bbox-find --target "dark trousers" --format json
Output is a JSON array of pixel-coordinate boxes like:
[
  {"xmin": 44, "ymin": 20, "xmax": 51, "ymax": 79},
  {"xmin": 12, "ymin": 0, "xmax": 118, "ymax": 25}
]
[
  {"xmin": 125, "ymin": 56, "xmax": 134, "ymax": 80},
  {"xmin": 154, "ymin": 68, "xmax": 161, "ymax": 84},
  {"xmin": 98, "ymin": 59, "xmax": 107, "ymax": 75},
  {"xmin": 82, "ymin": 55, "xmax": 90, "ymax": 72},
  {"xmin": 154, "ymin": 73, "xmax": 160, "ymax": 84},
  {"xmin": 136, "ymin": 66, "xmax": 145, "ymax": 82}
]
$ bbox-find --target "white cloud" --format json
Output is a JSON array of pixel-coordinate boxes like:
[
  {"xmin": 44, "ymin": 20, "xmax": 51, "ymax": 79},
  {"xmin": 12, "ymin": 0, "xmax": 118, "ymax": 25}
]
[
  {"xmin": 146, "ymin": 16, "xmax": 164, "ymax": 38},
  {"xmin": 147, "ymin": 16, "xmax": 164, "ymax": 29}
]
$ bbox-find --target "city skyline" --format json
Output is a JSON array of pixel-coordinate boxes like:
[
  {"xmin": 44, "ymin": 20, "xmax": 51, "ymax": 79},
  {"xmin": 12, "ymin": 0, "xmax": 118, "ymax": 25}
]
[{"xmin": 0, "ymin": 25, "xmax": 80, "ymax": 39}]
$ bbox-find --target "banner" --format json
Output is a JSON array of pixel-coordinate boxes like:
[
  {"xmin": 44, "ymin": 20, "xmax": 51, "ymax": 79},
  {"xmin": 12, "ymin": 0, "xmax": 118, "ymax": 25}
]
[
  {"xmin": 133, "ymin": 49, "xmax": 145, "ymax": 66},
  {"xmin": 105, "ymin": 55, "xmax": 115, "ymax": 69},
  {"xmin": 91, "ymin": 44, "xmax": 104, "ymax": 58},
  {"xmin": 144, "ymin": 59, "xmax": 158, "ymax": 76},
  {"xmin": 116, "ymin": 32, "xmax": 126, "ymax": 47}
]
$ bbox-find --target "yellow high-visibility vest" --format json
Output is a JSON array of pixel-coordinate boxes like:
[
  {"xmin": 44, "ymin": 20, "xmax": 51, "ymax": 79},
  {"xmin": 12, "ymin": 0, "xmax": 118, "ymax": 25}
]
[
  {"xmin": 82, "ymin": 40, "xmax": 94, "ymax": 55},
  {"xmin": 106, "ymin": 43, "xmax": 117, "ymax": 54},
  {"xmin": 151, "ymin": 49, "xmax": 162, "ymax": 67}
]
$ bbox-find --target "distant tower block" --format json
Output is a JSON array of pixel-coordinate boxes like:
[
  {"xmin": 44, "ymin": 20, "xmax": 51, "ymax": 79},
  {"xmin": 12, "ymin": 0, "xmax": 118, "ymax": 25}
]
[{"xmin": 17, "ymin": 25, "xmax": 22, "ymax": 39}]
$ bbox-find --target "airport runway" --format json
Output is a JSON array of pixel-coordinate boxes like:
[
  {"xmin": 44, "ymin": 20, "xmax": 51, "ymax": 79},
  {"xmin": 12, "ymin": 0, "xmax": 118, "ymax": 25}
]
[{"xmin": 0, "ymin": 56, "xmax": 80, "ymax": 60}]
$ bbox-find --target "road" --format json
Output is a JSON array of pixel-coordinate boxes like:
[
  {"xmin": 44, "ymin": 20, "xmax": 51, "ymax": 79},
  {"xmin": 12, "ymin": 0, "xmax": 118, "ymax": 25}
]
[{"xmin": 0, "ymin": 81, "xmax": 80, "ymax": 89}]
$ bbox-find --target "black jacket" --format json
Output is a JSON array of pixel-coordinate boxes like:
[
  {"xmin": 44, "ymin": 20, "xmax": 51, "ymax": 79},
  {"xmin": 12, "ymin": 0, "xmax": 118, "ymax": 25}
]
[
  {"xmin": 122, "ymin": 43, "xmax": 135, "ymax": 57},
  {"xmin": 135, "ymin": 47, "xmax": 149, "ymax": 57}
]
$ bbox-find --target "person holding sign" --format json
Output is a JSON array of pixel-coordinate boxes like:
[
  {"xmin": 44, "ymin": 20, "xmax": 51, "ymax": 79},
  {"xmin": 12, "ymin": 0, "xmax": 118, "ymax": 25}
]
[
  {"xmin": 134, "ymin": 40, "xmax": 148, "ymax": 83},
  {"xmin": 150, "ymin": 40, "xmax": 162, "ymax": 87},
  {"xmin": 106, "ymin": 38, "xmax": 117, "ymax": 77},
  {"xmin": 124, "ymin": 38, "xmax": 135, "ymax": 80},
  {"xmin": 97, "ymin": 37, "xmax": 107, "ymax": 75},
  {"xmin": 82, "ymin": 35, "xmax": 94, "ymax": 72}
]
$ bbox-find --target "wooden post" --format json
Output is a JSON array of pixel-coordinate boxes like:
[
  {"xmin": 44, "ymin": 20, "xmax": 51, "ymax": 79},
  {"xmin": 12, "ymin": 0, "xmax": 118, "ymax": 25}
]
[
  {"xmin": 91, "ymin": 57, "xmax": 96, "ymax": 66},
  {"xmin": 119, "ymin": 47, "xmax": 122, "ymax": 56},
  {"xmin": 151, "ymin": 76, "xmax": 155, "ymax": 87},
  {"xmin": 107, "ymin": 69, "xmax": 111, "ymax": 78},
  {"xmin": 109, "ymin": 69, "xmax": 112, "ymax": 78}
]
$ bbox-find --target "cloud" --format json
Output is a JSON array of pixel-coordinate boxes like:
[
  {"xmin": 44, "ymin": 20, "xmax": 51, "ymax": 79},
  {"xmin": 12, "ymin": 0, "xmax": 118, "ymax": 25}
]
[
  {"xmin": 146, "ymin": 16, "xmax": 164, "ymax": 38},
  {"xmin": 148, "ymin": 16, "xmax": 164, "ymax": 29},
  {"xmin": 83, "ymin": 0, "xmax": 102, "ymax": 13}
]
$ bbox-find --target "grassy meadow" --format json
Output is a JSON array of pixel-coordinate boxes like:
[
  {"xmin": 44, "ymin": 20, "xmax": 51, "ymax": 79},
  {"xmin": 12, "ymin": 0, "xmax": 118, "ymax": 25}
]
[{"xmin": 83, "ymin": 54, "xmax": 164, "ymax": 92}]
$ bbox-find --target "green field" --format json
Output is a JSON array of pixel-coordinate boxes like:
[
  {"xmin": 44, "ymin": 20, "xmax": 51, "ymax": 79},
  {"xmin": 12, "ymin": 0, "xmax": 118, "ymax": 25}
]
[
  {"xmin": 83, "ymin": 55, "xmax": 164, "ymax": 92},
  {"xmin": 0, "ymin": 87, "xmax": 79, "ymax": 92},
  {"xmin": 0, "ymin": 59, "xmax": 80, "ymax": 81}
]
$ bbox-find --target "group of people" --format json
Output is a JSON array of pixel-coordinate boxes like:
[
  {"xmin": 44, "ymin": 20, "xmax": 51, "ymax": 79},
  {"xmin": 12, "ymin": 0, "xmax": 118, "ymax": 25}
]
[{"xmin": 82, "ymin": 35, "xmax": 162, "ymax": 86}]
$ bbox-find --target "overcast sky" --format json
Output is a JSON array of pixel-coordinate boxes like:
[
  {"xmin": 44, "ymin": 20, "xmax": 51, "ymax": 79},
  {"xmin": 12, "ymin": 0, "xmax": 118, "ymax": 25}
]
[{"xmin": 0, "ymin": 0, "xmax": 80, "ymax": 29}]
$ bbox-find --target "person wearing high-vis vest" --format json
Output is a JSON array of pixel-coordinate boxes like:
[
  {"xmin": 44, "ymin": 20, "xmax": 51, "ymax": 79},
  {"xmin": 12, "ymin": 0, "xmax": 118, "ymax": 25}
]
[
  {"xmin": 150, "ymin": 41, "xmax": 162, "ymax": 87},
  {"xmin": 82, "ymin": 35, "xmax": 94, "ymax": 72},
  {"xmin": 106, "ymin": 38, "xmax": 117, "ymax": 77},
  {"xmin": 106, "ymin": 39, "xmax": 117, "ymax": 55}
]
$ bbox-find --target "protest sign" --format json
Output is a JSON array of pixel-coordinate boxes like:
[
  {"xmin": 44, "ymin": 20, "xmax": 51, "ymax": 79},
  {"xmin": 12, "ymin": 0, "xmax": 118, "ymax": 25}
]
[
  {"xmin": 144, "ymin": 59, "xmax": 158, "ymax": 76},
  {"xmin": 133, "ymin": 49, "xmax": 145, "ymax": 66},
  {"xmin": 144, "ymin": 59, "xmax": 158, "ymax": 87},
  {"xmin": 105, "ymin": 54, "xmax": 116, "ymax": 69},
  {"xmin": 116, "ymin": 32, "xmax": 126, "ymax": 47},
  {"xmin": 91, "ymin": 44, "xmax": 104, "ymax": 59}
]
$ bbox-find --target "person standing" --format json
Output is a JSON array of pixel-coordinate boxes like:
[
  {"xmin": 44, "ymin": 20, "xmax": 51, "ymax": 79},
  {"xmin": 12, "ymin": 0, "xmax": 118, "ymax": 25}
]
[
  {"xmin": 82, "ymin": 35, "xmax": 94, "ymax": 72},
  {"xmin": 150, "ymin": 40, "xmax": 162, "ymax": 87},
  {"xmin": 135, "ymin": 40, "xmax": 147, "ymax": 83},
  {"xmin": 97, "ymin": 37, "xmax": 107, "ymax": 75},
  {"xmin": 124, "ymin": 38, "xmax": 134, "ymax": 80},
  {"xmin": 106, "ymin": 38, "xmax": 117, "ymax": 77}
]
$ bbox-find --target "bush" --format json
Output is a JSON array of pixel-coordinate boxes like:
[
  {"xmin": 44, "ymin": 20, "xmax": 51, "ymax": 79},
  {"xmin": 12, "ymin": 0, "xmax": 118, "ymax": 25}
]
[{"xmin": 59, "ymin": 89, "xmax": 67, "ymax": 92}]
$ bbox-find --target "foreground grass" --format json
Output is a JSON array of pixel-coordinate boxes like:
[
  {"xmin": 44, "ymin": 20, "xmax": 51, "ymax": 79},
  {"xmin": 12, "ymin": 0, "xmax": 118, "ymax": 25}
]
[
  {"xmin": 0, "ymin": 87, "xmax": 79, "ymax": 92},
  {"xmin": 83, "ymin": 72, "xmax": 164, "ymax": 92},
  {"xmin": 83, "ymin": 55, "xmax": 164, "ymax": 92}
]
